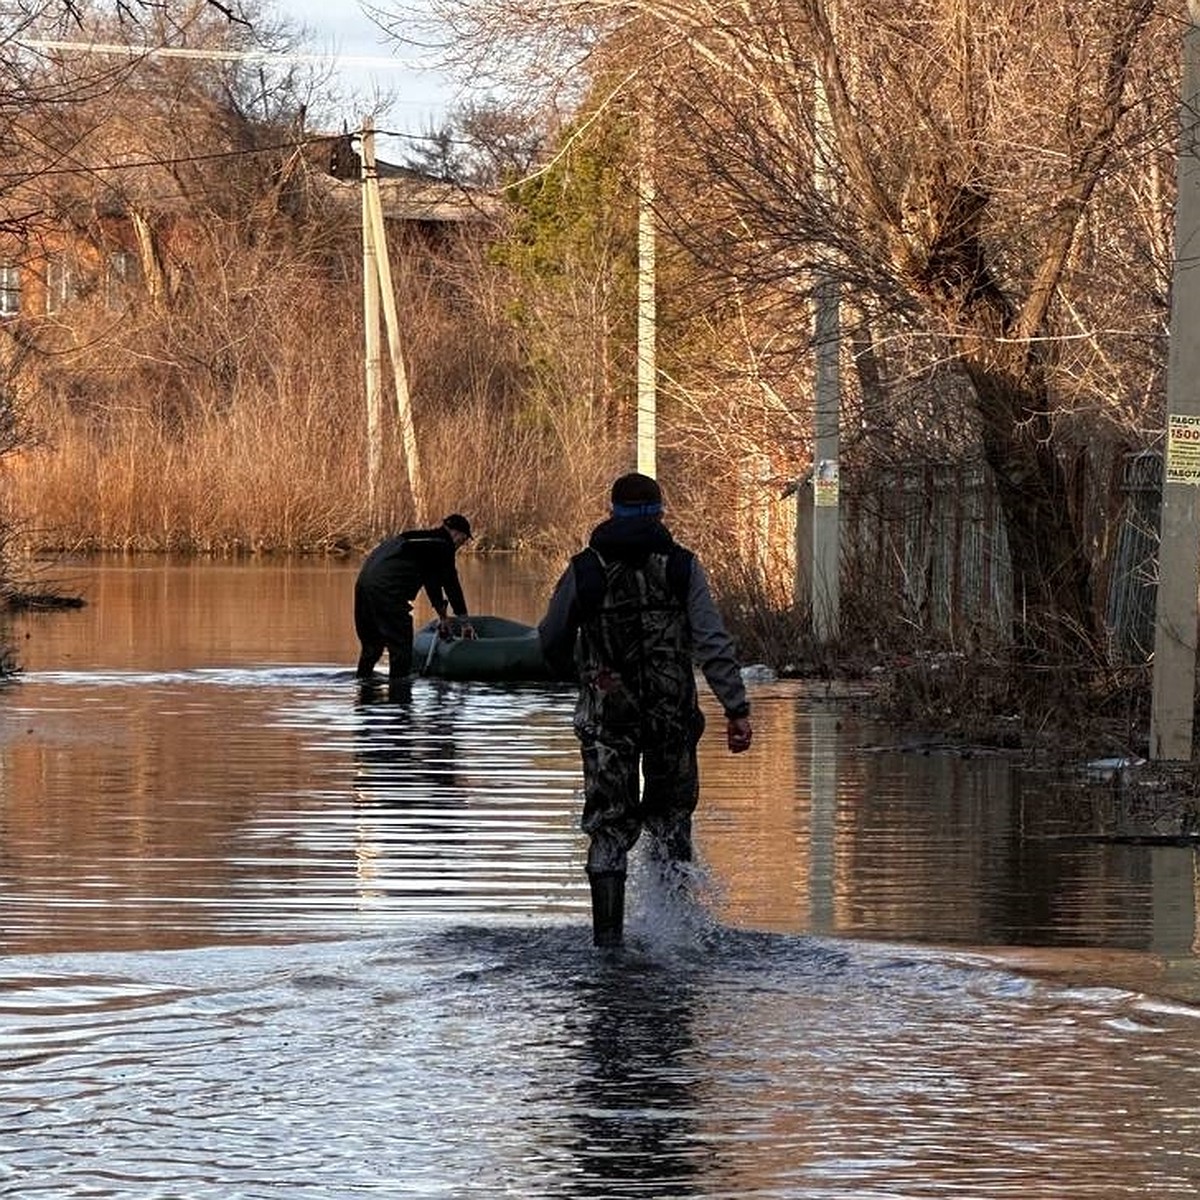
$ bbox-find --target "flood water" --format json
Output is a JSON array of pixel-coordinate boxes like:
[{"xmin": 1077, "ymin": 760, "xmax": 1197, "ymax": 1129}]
[{"xmin": 3, "ymin": 554, "xmax": 1200, "ymax": 1197}]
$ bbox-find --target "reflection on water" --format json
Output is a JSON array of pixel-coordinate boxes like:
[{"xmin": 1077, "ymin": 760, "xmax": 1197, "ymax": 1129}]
[{"xmin": 2, "ymin": 555, "xmax": 1200, "ymax": 1197}]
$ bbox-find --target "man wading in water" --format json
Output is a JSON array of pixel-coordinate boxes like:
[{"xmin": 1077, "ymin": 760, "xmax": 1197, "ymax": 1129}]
[{"xmin": 538, "ymin": 473, "xmax": 753, "ymax": 947}]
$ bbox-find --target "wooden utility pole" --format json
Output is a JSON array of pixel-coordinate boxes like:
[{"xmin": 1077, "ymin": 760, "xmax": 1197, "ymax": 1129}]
[
  {"xmin": 1151, "ymin": 8, "xmax": 1200, "ymax": 762},
  {"xmin": 360, "ymin": 117, "xmax": 425, "ymax": 520},
  {"xmin": 636, "ymin": 106, "xmax": 657, "ymax": 478},
  {"xmin": 361, "ymin": 133, "xmax": 383, "ymax": 520}
]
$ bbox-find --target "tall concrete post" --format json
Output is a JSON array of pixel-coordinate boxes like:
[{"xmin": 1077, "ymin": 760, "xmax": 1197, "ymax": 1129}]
[
  {"xmin": 636, "ymin": 107, "xmax": 657, "ymax": 478},
  {"xmin": 1151, "ymin": 10, "xmax": 1200, "ymax": 762},
  {"xmin": 802, "ymin": 51, "xmax": 841, "ymax": 644},
  {"xmin": 812, "ymin": 275, "xmax": 840, "ymax": 642}
]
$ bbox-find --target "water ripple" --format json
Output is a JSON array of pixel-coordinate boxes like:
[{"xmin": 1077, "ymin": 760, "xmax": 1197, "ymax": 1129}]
[{"xmin": 4, "ymin": 929, "xmax": 1200, "ymax": 1198}]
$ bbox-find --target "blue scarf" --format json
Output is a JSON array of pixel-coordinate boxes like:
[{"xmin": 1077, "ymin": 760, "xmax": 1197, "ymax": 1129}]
[{"xmin": 611, "ymin": 502, "xmax": 663, "ymax": 519}]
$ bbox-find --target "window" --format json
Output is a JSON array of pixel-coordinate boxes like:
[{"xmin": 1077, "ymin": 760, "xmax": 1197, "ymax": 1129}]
[
  {"xmin": 106, "ymin": 250, "xmax": 140, "ymax": 309},
  {"xmin": 0, "ymin": 265, "xmax": 21, "ymax": 317},
  {"xmin": 45, "ymin": 257, "xmax": 75, "ymax": 314}
]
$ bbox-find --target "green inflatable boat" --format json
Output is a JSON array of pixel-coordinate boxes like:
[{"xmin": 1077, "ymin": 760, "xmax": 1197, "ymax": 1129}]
[{"xmin": 414, "ymin": 615, "xmax": 553, "ymax": 681}]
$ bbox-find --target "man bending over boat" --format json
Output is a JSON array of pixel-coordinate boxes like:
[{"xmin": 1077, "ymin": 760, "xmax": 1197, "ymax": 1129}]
[{"xmin": 354, "ymin": 514, "xmax": 475, "ymax": 688}]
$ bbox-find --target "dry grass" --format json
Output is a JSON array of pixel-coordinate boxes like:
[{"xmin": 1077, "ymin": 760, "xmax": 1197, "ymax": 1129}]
[{"xmin": 7, "ymin": 378, "xmax": 633, "ymax": 557}]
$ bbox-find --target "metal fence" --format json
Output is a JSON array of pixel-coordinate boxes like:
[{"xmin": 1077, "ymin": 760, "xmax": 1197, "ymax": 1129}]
[
  {"xmin": 832, "ymin": 455, "xmax": 1161, "ymax": 658},
  {"xmin": 1104, "ymin": 451, "xmax": 1161, "ymax": 664},
  {"xmin": 838, "ymin": 462, "xmax": 1013, "ymax": 645}
]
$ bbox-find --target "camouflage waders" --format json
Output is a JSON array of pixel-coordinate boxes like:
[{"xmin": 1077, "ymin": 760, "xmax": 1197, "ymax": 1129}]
[{"xmin": 573, "ymin": 546, "xmax": 704, "ymax": 884}]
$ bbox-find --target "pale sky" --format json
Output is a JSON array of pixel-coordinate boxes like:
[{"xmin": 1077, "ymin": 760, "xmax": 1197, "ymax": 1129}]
[{"xmin": 270, "ymin": 0, "xmax": 457, "ymax": 150}]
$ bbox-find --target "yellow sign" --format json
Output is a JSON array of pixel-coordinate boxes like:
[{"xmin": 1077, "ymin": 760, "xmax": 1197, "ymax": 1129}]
[{"xmin": 1166, "ymin": 414, "xmax": 1200, "ymax": 484}]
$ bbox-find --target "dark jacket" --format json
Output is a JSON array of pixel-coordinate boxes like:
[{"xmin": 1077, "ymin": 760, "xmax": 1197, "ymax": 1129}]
[
  {"xmin": 538, "ymin": 516, "xmax": 749, "ymax": 720},
  {"xmin": 357, "ymin": 526, "xmax": 468, "ymax": 617}
]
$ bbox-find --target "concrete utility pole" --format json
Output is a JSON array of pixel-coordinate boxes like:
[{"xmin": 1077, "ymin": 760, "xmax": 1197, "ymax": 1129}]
[
  {"xmin": 636, "ymin": 106, "xmax": 657, "ymax": 478},
  {"xmin": 1150, "ymin": 8, "xmax": 1200, "ymax": 762},
  {"xmin": 811, "ymin": 275, "xmax": 841, "ymax": 642},
  {"xmin": 797, "ymin": 63, "xmax": 841, "ymax": 644},
  {"xmin": 360, "ymin": 118, "xmax": 425, "ymax": 520}
]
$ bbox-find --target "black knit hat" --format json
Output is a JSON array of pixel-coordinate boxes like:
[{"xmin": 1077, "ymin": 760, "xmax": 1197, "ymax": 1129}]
[
  {"xmin": 610, "ymin": 473, "xmax": 663, "ymax": 508},
  {"xmin": 443, "ymin": 513, "xmax": 472, "ymax": 538}
]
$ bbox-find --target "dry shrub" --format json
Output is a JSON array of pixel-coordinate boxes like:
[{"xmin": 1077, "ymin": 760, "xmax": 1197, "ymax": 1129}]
[
  {"xmin": 2, "ymin": 186, "xmax": 640, "ymax": 557},
  {"xmin": 874, "ymin": 650, "xmax": 1153, "ymax": 759},
  {"xmin": 708, "ymin": 558, "xmax": 815, "ymax": 673}
]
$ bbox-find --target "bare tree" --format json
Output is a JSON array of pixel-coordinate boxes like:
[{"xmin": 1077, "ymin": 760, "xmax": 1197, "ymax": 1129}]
[
  {"xmin": 403, "ymin": 99, "xmax": 547, "ymax": 185},
  {"xmin": 390, "ymin": 0, "xmax": 1180, "ymax": 658},
  {"xmin": 60, "ymin": 0, "xmax": 250, "ymax": 26}
]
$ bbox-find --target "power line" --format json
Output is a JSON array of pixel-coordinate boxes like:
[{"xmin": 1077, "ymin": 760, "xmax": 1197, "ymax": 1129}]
[
  {"xmin": 0, "ymin": 126, "xmax": 464, "ymax": 182},
  {"xmin": 0, "ymin": 136, "xmax": 324, "ymax": 180},
  {"xmin": 15, "ymin": 38, "xmax": 431, "ymax": 71}
]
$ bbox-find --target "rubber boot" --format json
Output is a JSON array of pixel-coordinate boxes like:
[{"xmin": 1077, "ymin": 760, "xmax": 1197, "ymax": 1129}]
[{"xmin": 588, "ymin": 871, "xmax": 625, "ymax": 947}]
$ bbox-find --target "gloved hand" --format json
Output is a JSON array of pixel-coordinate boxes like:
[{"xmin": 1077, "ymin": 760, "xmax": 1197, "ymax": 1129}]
[
  {"xmin": 726, "ymin": 716, "xmax": 753, "ymax": 754},
  {"xmin": 592, "ymin": 667, "xmax": 622, "ymax": 694}
]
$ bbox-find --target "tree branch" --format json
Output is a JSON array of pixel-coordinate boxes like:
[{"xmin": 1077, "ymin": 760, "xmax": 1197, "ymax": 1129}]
[{"xmin": 1013, "ymin": 0, "xmax": 1156, "ymax": 351}]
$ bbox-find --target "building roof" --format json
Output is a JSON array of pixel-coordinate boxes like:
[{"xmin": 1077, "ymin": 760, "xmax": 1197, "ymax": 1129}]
[
  {"xmin": 314, "ymin": 171, "xmax": 501, "ymax": 224},
  {"xmin": 306, "ymin": 133, "xmax": 501, "ymax": 224}
]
